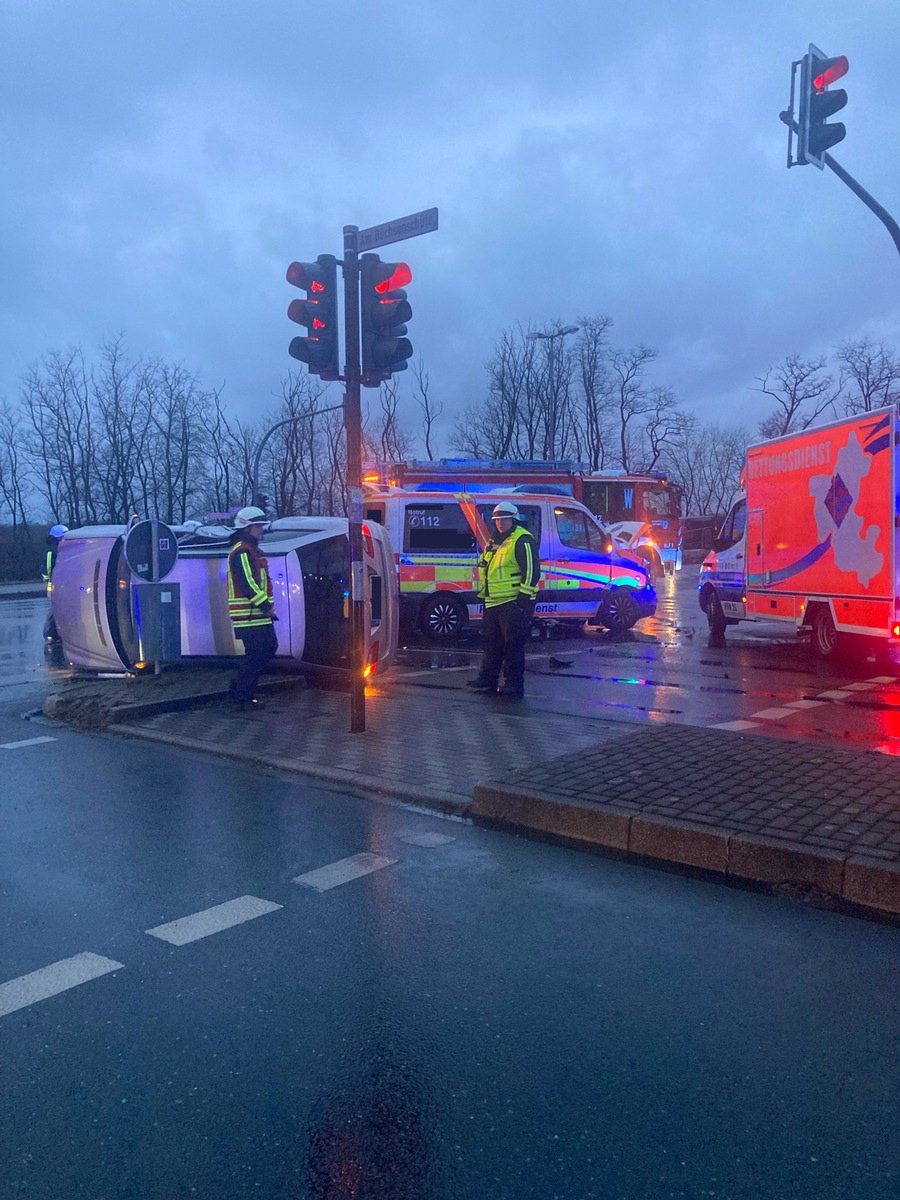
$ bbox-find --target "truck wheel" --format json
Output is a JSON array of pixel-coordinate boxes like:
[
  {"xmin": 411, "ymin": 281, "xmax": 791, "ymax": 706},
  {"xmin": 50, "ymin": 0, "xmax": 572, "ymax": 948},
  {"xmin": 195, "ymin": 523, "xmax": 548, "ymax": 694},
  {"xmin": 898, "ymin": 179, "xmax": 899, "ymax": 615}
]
[
  {"xmin": 706, "ymin": 592, "xmax": 727, "ymax": 641},
  {"xmin": 812, "ymin": 609, "xmax": 840, "ymax": 658},
  {"xmin": 421, "ymin": 594, "xmax": 467, "ymax": 641},
  {"xmin": 600, "ymin": 588, "xmax": 638, "ymax": 631}
]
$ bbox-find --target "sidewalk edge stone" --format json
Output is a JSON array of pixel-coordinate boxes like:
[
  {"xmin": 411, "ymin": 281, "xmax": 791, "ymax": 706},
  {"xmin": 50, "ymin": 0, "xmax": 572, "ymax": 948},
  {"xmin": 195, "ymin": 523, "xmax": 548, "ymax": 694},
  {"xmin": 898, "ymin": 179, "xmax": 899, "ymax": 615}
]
[
  {"xmin": 727, "ymin": 833, "xmax": 845, "ymax": 893},
  {"xmin": 630, "ymin": 815, "xmax": 729, "ymax": 873},
  {"xmin": 842, "ymin": 855, "xmax": 900, "ymax": 912},
  {"xmin": 471, "ymin": 784, "xmax": 631, "ymax": 850}
]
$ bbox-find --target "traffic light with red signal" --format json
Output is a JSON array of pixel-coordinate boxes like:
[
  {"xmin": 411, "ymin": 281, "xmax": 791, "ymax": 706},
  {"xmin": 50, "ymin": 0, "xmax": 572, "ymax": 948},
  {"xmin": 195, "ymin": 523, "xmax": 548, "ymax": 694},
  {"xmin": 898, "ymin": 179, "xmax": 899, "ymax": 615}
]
[
  {"xmin": 359, "ymin": 254, "xmax": 413, "ymax": 388},
  {"xmin": 286, "ymin": 254, "xmax": 340, "ymax": 379},
  {"xmin": 799, "ymin": 44, "xmax": 848, "ymax": 168}
]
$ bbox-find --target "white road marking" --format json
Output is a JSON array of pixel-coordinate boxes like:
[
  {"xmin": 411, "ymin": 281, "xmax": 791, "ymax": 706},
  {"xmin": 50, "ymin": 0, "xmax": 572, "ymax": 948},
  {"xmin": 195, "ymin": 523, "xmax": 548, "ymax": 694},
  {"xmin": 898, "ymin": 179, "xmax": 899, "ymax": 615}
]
[
  {"xmin": 293, "ymin": 852, "xmax": 397, "ymax": 892},
  {"xmin": 750, "ymin": 707, "xmax": 798, "ymax": 720},
  {"xmin": 713, "ymin": 720, "xmax": 761, "ymax": 732},
  {"xmin": 146, "ymin": 895, "xmax": 282, "ymax": 946},
  {"xmin": 816, "ymin": 690, "xmax": 852, "ymax": 700},
  {"xmin": 0, "ymin": 736, "xmax": 57, "ymax": 750},
  {"xmin": 0, "ymin": 952, "xmax": 123, "ymax": 1018},
  {"xmin": 784, "ymin": 699, "xmax": 826, "ymax": 709},
  {"xmin": 398, "ymin": 832, "xmax": 456, "ymax": 847},
  {"xmin": 843, "ymin": 681, "xmax": 878, "ymax": 691},
  {"xmin": 867, "ymin": 676, "xmax": 896, "ymax": 683}
]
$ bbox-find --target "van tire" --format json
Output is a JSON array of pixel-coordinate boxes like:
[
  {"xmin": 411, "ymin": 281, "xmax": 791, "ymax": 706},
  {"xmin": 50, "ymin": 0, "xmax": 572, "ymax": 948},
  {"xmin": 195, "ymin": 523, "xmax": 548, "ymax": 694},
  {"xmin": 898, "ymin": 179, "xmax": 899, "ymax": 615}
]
[
  {"xmin": 599, "ymin": 588, "xmax": 638, "ymax": 631},
  {"xmin": 812, "ymin": 608, "xmax": 840, "ymax": 659},
  {"xmin": 421, "ymin": 594, "xmax": 467, "ymax": 641}
]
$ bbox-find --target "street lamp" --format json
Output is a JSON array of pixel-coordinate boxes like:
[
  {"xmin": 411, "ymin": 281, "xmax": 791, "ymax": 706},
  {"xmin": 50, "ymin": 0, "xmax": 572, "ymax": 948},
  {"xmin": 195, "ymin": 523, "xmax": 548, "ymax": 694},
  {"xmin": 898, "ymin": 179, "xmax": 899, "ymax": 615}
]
[{"xmin": 525, "ymin": 325, "xmax": 580, "ymax": 460}]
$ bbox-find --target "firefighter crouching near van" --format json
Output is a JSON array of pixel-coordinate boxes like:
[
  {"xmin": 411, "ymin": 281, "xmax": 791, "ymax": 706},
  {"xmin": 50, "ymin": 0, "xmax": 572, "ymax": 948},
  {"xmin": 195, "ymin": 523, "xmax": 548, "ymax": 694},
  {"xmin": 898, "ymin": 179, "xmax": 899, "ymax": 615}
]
[
  {"xmin": 467, "ymin": 500, "xmax": 541, "ymax": 700},
  {"xmin": 227, "ymin": 506, "xmax": 277, "ymax": 710}
]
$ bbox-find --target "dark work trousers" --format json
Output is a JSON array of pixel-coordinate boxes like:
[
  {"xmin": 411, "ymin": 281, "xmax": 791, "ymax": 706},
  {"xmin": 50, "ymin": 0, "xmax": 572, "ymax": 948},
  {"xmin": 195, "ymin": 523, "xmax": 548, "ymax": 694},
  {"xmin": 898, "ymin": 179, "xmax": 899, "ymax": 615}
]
[
  {"xmin": 479, "ymin": 600, "xmax": 533, "ymax": 691},
  {"xmin": 231, "ymin": 623, "xmax": 278, "ymax": 702}
]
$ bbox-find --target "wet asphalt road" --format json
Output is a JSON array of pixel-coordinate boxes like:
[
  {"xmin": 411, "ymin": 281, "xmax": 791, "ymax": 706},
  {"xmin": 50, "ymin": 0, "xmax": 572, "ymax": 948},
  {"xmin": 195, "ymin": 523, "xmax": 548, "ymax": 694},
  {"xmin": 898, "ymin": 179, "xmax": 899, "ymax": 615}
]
[
  {"xmin": 1, "ymin": 587, "xmax": 900, "ymax": 1198},
  {"xmin": 1, "ymin": 710, "xmax": 899, "ymax": 1199}
]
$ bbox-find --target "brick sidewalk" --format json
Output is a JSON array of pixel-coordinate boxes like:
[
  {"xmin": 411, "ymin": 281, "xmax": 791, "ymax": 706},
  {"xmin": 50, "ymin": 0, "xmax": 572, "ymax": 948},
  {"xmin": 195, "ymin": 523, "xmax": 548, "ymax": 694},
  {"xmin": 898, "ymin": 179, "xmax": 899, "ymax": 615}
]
[{"xmin": 43, "ymin": 668, "xmax": 900, "ymax": 919}]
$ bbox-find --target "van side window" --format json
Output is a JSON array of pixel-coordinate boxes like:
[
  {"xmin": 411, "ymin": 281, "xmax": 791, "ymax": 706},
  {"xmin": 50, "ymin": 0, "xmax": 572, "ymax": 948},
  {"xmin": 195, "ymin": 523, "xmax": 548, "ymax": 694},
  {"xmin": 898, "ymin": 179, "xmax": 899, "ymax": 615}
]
[
  {"xmin": 403, "ymin": 504, "xmax": 476, "ymax": 553},
  {"xmin": 477, "ymin": 504, "xmax": 541, "ymax": 542},
  {"xmin": 719, "ymin": 500, "xmax": 747, "ymax": 549},
  {"xmin": 555, "ymin": 507, "xmax": 592, "ymax": 551}
]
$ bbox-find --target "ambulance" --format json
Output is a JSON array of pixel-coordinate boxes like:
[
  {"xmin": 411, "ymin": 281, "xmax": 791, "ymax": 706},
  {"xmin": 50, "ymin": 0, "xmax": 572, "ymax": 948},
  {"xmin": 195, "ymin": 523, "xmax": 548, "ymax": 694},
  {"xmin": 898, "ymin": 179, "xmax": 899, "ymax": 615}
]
[
  {"xmin": 50, "ymin": 517, "xmax": 398, "ymax": 675},
  {"xmin": 362, "ymin": 485, "xmax": 657, "ymax": 640},
  {"xmin": 699, "ymin": 406, "xmax": 900, "ymax": 659}
]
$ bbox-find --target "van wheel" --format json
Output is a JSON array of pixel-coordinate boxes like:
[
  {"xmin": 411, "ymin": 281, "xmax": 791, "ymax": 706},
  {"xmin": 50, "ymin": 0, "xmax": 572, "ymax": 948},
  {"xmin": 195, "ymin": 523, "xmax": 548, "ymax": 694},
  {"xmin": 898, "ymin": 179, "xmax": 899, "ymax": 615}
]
[
  {"xmin": 600, "ymin": 588, "xmax": 638, "ymax": 631},
  {"xmin": 706, "ymin": 592, "xmax": 727, "ymax": 640},
  {"xmin": 812, "ymin": 609, "xmax": 839, "ymax": 658},
  {"xmin": 421, "ymin": 594, "xmax": 467, "ymax": 641}
]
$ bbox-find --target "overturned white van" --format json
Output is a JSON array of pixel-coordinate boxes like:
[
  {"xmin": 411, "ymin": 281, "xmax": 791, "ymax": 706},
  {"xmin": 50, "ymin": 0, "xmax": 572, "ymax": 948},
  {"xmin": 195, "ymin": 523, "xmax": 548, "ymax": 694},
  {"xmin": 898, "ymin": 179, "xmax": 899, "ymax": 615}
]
[{"xmin": 50, "ymin": 517, "xmax": 398, "ymax": 676}]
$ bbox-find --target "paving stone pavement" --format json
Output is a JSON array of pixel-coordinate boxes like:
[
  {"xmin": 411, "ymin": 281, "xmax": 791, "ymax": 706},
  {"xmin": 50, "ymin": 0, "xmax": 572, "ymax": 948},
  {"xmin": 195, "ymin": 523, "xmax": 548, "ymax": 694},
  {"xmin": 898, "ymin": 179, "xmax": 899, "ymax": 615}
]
[{"xmin": 61, "ymin": 670, "xmax": 900, "ymax": 919}]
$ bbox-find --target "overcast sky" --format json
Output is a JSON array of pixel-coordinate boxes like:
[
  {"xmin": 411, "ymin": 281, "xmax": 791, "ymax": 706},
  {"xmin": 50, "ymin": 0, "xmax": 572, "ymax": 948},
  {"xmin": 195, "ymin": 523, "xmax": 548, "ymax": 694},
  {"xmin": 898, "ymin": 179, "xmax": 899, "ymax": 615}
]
[{"xmin": 2, "ymin": 0, "xmax": 898, "ymax": 449}]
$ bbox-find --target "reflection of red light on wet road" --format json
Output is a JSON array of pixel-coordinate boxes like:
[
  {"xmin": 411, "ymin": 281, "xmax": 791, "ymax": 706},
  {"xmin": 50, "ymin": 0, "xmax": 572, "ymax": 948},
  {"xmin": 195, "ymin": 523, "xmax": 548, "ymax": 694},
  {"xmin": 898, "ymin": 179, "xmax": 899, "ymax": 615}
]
[{"xmin": 873, "ymin": 706, "xmax": 900, "ymax": 755}]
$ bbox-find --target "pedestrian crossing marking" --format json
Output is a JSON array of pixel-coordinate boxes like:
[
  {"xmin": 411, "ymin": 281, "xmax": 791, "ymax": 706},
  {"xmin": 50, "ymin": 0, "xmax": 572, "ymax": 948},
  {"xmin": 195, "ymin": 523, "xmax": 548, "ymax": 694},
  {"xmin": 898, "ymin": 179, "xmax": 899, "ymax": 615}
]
[
  {"xmin": 0, "ymin": 736, "xmax": 57, "ymax": 750},
  {"xmin": 398, "ymin": 832, "xmax": 456, "ymax": 847},
  {"xmin": 146, "ymin": 895, "xmax": 282, "ymax": 946},
  {"xmin": 0, "ymin": 952, "xmax": 123, "ymax": 1019},
  {"xmin": 293, "ymin": 852, "xmax": 397, "ymax": 891}
]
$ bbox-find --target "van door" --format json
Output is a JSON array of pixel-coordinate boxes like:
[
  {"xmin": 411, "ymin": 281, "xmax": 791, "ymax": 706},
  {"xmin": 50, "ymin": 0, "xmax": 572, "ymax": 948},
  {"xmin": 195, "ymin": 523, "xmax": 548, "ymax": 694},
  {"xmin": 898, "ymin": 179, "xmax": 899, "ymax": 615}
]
[
  {"xmin": 715, "ymin": 499, "xmax": 748, "ymax": 619},
  {"xmin": 546, "ymin": 504, "xmax": 610, "ymax": 620}
]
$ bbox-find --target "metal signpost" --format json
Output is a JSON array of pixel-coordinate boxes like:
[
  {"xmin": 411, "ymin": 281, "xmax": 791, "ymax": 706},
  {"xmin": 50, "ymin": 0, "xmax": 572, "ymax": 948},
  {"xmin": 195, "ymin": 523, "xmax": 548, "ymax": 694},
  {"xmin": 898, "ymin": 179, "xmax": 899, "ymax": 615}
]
[
  {"xmin": 342, "ymin": 208, "xmax": 437, "ymax": 730},
  {"xmin": 286, "ymin": 207, "xmax": 437, "ymax": 731},
  {"xmin": 123, "ymin": 519, "xmax": 180, "ymax": 673}
]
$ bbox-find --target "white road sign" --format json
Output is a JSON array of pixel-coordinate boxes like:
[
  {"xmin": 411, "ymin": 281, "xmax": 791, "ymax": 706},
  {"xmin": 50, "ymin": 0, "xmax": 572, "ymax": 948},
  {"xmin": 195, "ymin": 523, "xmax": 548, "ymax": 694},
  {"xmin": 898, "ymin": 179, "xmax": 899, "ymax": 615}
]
[{"xmin": 357, "ymin": 207, "xmax": 439, "ymax": 252}]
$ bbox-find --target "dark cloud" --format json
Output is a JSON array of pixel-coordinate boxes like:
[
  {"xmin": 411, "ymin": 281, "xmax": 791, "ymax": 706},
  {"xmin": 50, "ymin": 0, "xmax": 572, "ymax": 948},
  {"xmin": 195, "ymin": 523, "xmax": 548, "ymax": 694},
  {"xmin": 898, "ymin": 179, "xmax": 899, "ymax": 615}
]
[{"xmin": 2, "ymin": 0, "xmax": 898, "ymax": 444}]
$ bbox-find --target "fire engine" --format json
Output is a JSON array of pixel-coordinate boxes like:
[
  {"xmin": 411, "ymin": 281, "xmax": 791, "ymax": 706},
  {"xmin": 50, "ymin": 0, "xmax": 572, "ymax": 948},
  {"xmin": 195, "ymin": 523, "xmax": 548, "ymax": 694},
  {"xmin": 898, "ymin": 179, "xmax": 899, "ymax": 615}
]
[{"xmin": 363, "ymin": 459, "xmax": 682, "ymax": 576}]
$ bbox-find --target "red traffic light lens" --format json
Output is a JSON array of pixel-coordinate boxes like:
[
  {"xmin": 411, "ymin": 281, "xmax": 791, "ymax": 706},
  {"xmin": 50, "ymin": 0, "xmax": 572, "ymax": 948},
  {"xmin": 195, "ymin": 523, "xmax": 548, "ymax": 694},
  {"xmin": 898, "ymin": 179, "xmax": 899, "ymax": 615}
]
[
  {"xmin": 813, "ymin": 55, "xmax": 848, "ymax": 90},
  {"xmin": 375, "ymin": 262, "xmax": 412, "ymax": 294}
]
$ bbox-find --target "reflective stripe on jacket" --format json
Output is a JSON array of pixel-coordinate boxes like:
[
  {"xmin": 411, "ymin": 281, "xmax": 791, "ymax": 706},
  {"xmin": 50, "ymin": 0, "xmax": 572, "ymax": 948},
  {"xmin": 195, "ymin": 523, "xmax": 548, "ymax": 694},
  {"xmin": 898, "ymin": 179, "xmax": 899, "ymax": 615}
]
[
  {"xmin": 478, "ymin": 526, "xmax": 540, "ymax": 608},
  {"xmin": 227, "ymin": 538, "xmax": 273, "ymax": 629}
]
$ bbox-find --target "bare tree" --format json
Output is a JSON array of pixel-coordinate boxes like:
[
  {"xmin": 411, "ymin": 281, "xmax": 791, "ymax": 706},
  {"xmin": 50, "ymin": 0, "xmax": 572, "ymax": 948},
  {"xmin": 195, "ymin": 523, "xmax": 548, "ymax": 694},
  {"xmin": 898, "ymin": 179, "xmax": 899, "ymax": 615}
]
[
  {"xmin": 754, "ymin": 354, "xmax": 838, "ymax": 439},
  {"xmin": 607, "ymin": 344, "xmax": 657, "ymax": 471},
  {"xmin": 836, "ymin": 337, "xmax": 900, "ymax": 414},
  {"xmin": 0, "ymin": 401, "xmax": 29, "ymax": 528},
  {"xmin": 574, "ymin": 315, "xmax": 615, "ymax": 469},
  {"xmin": 21, "ymin": 347, "xmax": 98, "ymax": 526},
  {"xmin": 411, "ymin": 358, "xmax": 442, "ymax": 458}
]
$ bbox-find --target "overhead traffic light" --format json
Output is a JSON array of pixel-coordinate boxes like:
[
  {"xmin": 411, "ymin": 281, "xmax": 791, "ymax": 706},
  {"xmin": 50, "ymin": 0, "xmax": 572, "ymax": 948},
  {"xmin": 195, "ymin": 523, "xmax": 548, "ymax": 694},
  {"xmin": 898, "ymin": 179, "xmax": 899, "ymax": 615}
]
[
  {"xmin": 359, "ymin": 254, "xmax": 413, "ymax": 388},
  {"xmin": 799, "ymin": 44, "xmax": 848, "ymax": 168},
  {"xmin": 286, "ymin": 254, "xmax": 340, "ymax": 379}
]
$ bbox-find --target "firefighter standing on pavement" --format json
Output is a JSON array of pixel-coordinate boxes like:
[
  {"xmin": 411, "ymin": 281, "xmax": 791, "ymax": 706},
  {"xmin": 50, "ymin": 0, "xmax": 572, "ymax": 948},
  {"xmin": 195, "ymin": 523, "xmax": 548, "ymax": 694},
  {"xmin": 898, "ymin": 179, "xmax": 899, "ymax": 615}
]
[
  {"xmin": 227, "ymin": 506, "xmax": 277, "ymax": 709},
  {"xmin": 42, "ymin": 523, "xmax": 68, "ymax": 643},
  {"xmin": 467, "ymin": 500, "xmax": 540, "ymax": 699}
]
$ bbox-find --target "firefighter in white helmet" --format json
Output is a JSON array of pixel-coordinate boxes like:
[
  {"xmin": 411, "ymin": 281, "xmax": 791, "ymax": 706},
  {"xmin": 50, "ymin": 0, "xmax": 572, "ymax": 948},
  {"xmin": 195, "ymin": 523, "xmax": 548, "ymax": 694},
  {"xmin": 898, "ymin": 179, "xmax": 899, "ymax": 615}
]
[
  {"xmin": 226, "ymin": 506, "xmax": 277, "ymax": 709},
  {"xmin": 466, "ymin": 500, "xmax": 540, "ymax": 699}
]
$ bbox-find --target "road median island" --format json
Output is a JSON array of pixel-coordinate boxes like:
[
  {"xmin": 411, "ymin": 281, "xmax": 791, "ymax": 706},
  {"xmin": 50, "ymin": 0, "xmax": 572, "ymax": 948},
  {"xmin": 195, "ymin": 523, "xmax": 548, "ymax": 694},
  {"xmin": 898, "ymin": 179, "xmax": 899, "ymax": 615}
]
[{"xmin": 471, "ymin": 724, "xmax": 900, "ymax": 919}]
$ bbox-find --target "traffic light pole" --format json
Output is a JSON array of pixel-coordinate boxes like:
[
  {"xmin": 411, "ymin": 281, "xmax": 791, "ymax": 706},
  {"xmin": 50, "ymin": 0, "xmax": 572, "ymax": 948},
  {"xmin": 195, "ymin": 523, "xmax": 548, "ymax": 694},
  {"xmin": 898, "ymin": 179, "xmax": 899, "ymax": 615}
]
[
  {"xmin": 780, "ymin": 111, "xmax": 900, "ymax": 262},
  {"xmin": 342, "ymin": 225, "xmax": 366, "ymax": 733}
]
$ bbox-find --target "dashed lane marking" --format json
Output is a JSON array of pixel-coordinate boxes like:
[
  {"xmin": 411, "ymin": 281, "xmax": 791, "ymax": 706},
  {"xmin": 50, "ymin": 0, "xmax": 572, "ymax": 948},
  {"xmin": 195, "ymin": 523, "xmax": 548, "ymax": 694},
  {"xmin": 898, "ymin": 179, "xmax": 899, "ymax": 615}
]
[
  {"xmin": 146, "ymin": 896, "xmax": 283, "ymax": 946},
  {"xmin": 0, "ymin": 736, "xmax": 57, "ymax": 750},
  {"xmin": 816, "ymin": 690, "xmax": 852, "ymax": 700},
  {"xmin": 293, "ymin": 852, "xmax": 398, "ymax": 892},
  {"xmin": 784, "ymin": 699, "xmax": 826, "ymax": 709},
  {"xmin": 0, "ymin": 952, "xmax": 124, "ymax": 1019},
  {"xmin": 750, "ymin": 707, "xmax": 798, "ymax": 720},
  {"xmin": 843, "ymin": 681, "xmax": 878, "ymax": 691},
  {"xmin": 713, "ymin": 720, "xmax": 761, "ymax": 732},
  {"xmin": 867, "ymin": 676, "xmax": 896, "ymax": 683},
  {"xmin": 398, "ymin": 832, "xmax": 457, "ymax": 847}
]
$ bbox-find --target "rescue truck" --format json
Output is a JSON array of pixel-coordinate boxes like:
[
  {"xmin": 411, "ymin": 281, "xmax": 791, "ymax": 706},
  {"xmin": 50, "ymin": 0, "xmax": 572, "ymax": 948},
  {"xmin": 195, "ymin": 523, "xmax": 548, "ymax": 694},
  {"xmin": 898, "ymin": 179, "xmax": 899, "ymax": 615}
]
[
  {"xmin": 363, "ymin": 458, "xmax": 683, "ymax": 576},
  {"xmin": 362, "ymin": 485, "xmax": 657, "ymax": 640},
  {"xmin": 50, "ymin": 517, "xmax": 398, "ymax": 675},
  {"xmin": 698, "ymin": 406, "xmax": 899, "ymax": 659}
]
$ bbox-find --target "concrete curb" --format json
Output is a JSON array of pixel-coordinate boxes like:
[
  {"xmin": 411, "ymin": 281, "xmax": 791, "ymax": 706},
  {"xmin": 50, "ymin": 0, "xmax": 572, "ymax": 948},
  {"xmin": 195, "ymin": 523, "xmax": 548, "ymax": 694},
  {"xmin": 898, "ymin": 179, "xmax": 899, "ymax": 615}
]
[
  {"xmin": 471, "ymin": 782, "xmax": 900, "ymax": 916},
  {"xmin": 110, "ymin": 722, "xmax": 472, "ymax": 817}
]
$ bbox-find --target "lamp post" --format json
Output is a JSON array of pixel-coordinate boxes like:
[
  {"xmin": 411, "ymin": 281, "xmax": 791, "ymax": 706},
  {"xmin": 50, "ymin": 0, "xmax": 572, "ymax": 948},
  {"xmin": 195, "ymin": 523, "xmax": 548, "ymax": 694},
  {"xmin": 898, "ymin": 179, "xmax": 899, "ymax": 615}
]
[
  {"xmin": 525, "ymin": 325, "xmax": 579, "ymax": 460},
  {"xmin": 251, "ymin": 405, "xmax": 344, "ymax": 512}
]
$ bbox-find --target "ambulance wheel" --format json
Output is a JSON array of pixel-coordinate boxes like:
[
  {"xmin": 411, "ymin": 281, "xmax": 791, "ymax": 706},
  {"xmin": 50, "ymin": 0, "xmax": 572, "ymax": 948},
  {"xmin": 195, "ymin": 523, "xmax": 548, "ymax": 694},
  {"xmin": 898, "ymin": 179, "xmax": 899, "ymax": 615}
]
[
  {"xmin": 421, "ymin": 595, "xmax": 467, "ymax": 641},
  {"xmin": 600, "ymin": 588, "xmax": 638, "ymax": 631},
  {"xmin": 812, "ymin": 608, "xmax": 839, "ymax": 658}
]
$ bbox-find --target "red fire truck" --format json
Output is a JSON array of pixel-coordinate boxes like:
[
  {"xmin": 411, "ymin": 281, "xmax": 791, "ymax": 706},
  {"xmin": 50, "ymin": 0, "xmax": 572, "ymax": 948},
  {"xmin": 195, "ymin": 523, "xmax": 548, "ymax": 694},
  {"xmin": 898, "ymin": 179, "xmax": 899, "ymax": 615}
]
[{"xmin": 363, "ymin": 459, "xmax": 683, "ymax": 576}]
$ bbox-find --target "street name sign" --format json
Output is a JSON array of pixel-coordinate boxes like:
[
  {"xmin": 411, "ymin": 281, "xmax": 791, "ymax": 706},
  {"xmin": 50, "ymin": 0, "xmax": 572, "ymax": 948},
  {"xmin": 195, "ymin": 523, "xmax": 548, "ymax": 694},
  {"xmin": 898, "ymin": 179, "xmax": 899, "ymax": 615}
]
[{"xmin": 357, "ymin": 207, "xmax": 439, "ymax": 252}]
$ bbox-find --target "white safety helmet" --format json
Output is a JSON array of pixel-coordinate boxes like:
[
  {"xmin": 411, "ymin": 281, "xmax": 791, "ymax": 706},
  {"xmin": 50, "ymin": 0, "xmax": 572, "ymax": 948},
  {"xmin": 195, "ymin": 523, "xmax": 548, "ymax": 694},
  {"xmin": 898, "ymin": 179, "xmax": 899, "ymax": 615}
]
[
  {"xmin": 491, "ymin": 501, "xmax": 520, "ymax": 521},
  {"xmin": 49, "ymin": 524, "xmax": 68, "ymax": 538},
  {"xmin": 233, "ymin": 505, "xmax": 269, "ymax": 530}
]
